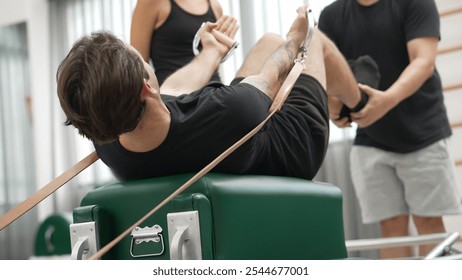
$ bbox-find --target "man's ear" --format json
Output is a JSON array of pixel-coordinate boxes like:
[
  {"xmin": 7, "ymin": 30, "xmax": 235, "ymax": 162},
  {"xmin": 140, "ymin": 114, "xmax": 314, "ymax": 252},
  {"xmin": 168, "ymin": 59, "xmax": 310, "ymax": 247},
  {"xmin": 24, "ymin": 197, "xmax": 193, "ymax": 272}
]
[{"xmin": 141, "ymin": 80, "xmax": 155, "ymax": 98}]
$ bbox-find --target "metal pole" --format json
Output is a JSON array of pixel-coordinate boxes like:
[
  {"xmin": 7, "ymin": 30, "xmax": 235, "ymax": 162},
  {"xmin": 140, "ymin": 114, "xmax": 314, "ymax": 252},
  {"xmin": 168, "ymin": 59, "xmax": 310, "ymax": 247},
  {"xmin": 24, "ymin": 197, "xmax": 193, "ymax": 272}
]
[
  {"xmin": 346, "ymin": 232, "xmax": 457, "ymax": 252},
  {"xmin": 423, "ymin": 232, "xmax": 460, "ymax": 259}
]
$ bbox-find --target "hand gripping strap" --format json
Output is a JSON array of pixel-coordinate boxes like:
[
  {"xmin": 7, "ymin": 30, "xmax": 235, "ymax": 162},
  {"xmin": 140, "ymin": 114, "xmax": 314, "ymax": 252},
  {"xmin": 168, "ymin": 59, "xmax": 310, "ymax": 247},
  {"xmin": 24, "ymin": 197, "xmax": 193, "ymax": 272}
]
[
  {"xmin": 337, "ymin": 89, "xmax": 369, "ymax": 121},
  {"xmin": 193, "ymin": 23, "xmax": 239, "ymax": 63}
]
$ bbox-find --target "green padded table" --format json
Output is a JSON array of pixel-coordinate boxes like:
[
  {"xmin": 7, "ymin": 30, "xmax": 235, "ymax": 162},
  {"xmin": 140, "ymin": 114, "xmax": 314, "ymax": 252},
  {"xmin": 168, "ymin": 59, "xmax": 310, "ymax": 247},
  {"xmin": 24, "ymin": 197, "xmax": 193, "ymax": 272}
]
[{"xmin": 72, "ymin": 173, "xmax": 347, "ymax": 260}]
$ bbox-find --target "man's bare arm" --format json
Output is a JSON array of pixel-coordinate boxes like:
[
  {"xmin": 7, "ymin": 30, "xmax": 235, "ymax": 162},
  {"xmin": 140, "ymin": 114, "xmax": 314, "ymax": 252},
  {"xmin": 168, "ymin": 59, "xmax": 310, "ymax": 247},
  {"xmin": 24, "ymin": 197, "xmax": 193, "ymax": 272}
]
[
  {"xmin": 161, "ymin": 16, "xmax": 238, "ymax": 96},
  {"xmin": 351, "ymin": 36, "xmax": 438, "ymax": 127}
]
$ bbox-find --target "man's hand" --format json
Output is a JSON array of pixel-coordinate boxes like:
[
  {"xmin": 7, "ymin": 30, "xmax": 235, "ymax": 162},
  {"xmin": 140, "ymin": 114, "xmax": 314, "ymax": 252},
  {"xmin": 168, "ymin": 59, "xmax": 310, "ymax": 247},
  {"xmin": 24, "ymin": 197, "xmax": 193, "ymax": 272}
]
[
  {"xmin": 351, "ymin": 83, "xmax": 397, "ymax": 127},
  {"xmin": 215, "ymin": 15, "xmax": 239, "ymax": 40},
  {"xmin": 197, "ymin": 15, "xmax": 239, "ymax": 61},
  {"xmin": 161, "ymin": 16, "xmax": 238, "ymax": 96},
  {"xmin": 328, "ymin": 96, "xmax": 352, "ymax": 128}
]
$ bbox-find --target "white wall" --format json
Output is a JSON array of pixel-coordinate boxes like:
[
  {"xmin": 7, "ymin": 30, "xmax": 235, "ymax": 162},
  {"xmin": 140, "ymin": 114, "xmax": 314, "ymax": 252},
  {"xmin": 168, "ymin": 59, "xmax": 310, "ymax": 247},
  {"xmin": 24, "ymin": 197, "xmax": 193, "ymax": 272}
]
[{"xmin": 0, "ymin": 0, "xmax": 54, "ymax": 221}]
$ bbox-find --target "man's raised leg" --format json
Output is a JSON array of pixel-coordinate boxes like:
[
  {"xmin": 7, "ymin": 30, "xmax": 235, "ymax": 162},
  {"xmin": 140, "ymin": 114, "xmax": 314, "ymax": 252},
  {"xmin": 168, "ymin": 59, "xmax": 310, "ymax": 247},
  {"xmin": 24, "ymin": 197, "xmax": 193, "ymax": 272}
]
[
  {"xmin": 303, "ymin": 29, "xmax": 361, "ymax": 108},
  {"xmin": 234, "ymin": 33, "xmax": 284, "ymax": 78}
]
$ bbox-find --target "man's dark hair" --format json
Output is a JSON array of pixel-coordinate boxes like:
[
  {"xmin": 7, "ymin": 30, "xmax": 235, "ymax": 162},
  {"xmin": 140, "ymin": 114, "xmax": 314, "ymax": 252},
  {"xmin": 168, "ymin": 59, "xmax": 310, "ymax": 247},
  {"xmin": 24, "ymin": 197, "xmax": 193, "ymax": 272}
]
[{"xmin": 56, "ymin": 31, "xmax": 148, "ymax": 144}]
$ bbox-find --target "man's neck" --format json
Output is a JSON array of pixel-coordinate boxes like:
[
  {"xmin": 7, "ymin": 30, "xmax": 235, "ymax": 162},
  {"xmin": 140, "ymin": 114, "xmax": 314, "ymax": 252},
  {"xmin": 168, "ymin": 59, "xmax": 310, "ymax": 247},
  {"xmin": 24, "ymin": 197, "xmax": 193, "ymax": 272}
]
[{"xmin": 119, "ymin": 99, "xmax": 170, "ymax": 152}]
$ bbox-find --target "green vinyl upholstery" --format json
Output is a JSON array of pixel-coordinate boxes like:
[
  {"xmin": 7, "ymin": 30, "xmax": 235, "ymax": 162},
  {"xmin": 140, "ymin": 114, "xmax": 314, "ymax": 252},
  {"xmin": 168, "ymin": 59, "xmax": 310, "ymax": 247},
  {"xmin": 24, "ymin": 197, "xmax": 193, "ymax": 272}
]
[
  {"xmin": 34, "ymin": 213, "xmax": 72, "ymax": 257},
  {"xmin": 73, "ymin": 173, "xmax": 347, "ymax": 260}
]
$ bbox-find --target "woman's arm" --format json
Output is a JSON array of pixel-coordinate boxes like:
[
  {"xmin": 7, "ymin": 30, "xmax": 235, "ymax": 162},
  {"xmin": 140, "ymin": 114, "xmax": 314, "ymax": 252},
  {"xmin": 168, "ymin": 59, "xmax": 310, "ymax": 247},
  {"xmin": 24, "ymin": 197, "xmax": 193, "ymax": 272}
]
[
  {"xmin": 210, "ymin": 0, "xmax": 223, "ymax": 19},
  {"xmin": 130, "ymin": 0, "xmax": 166, "ymax": 62}
]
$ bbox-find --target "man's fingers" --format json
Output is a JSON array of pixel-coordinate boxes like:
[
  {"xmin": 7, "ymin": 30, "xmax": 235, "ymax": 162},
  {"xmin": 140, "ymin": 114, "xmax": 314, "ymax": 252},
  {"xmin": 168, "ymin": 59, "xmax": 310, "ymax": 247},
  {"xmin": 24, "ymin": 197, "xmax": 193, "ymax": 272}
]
[
  {"xmin": 217, "ymin": 16, "xmax": 238, "ymax": 36},
  {"xmin": 358, "ymin": 83, "xmax": 373, "ymax": 94},
  {"xmin": 201, "ymin": 21, "xmax": 217, "ymax": 33},
  {"xmin": 329, "ymin": 112, "xmax": 340, "ymax": 120},
  {"xmin": 330, "ymin": 114, "xmax": 352, "ymax": 128},
  {"xmin": 228, "ymin": 23, "xmax": 239, "ymax": 38},
  {"xmin": 211, "ymin": 29, "xmax": 235, "ymax": 48},
  {"xmin": 335, "ymin": 119, "xmax": 352, "ymax": 128}
]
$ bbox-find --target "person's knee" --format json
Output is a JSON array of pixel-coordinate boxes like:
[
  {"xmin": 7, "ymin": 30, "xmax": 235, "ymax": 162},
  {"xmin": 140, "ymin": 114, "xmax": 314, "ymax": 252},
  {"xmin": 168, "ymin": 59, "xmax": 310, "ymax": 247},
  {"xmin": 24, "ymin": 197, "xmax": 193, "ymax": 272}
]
[
  {"xmin": 256, "ymin": 32, "xmax": 284, "ymax": 48},
  {"xmin": 262, "ymin": 32, "xmax": 283, "ymax": 41},
  {"xmin": 235, "ymin": 33, "xmax": 284, "ymax": 78}
]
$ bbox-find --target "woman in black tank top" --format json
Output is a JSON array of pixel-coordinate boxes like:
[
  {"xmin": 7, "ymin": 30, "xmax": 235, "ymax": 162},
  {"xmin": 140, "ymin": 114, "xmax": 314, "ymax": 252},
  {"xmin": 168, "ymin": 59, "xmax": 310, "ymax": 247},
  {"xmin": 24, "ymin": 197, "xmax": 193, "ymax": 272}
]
[{"xmin": 131, "ymin": 0, "xmax": 223, "ymax": 85}]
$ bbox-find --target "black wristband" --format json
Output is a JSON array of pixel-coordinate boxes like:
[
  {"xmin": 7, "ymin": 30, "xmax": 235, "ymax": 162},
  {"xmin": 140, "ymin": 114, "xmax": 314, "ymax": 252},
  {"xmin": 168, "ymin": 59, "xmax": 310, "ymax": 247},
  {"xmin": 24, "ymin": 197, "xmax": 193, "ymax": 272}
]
[
  {"xmin": 351, "ymin": 89, "xmax": 369, "ymax": 112},
  {"xmin": 336, "ymin": 90, "xmax": 368, "ymax": 121},
  {"xmin": 338, "ymin": 105, "xmax": 352, "ymax": 121}
]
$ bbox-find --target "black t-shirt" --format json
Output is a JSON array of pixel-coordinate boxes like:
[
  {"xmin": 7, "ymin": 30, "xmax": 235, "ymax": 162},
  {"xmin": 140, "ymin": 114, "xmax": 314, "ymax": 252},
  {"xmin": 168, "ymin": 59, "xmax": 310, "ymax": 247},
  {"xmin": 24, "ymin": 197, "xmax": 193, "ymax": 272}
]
[
  {"xmin": 318, "ymin": 0, "xmax": 452, "ymax": 153},
  {"xmin": 95, "ymin": 75, "xmax": 329, "ymax": 181}
]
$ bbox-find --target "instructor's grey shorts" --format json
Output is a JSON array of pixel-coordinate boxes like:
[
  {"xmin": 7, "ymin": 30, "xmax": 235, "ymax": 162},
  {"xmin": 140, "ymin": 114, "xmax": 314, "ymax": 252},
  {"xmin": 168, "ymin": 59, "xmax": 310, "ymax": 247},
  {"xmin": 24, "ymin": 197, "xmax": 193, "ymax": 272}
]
[{"xmin": 350, "ymin": 138, "xmax": 462, "ymax": 224}]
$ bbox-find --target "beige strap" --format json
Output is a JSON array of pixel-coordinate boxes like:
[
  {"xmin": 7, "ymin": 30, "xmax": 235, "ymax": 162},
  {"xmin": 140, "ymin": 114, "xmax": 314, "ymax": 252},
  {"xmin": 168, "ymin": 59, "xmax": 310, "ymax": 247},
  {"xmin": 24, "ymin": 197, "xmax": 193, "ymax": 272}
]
[
  {"xmin": 269, "ymin": 62, "xmax": 305, "ymax": 113},
  {"xmin": 0, "ymin": 151, "xmax": 99, "ymax": 231}
]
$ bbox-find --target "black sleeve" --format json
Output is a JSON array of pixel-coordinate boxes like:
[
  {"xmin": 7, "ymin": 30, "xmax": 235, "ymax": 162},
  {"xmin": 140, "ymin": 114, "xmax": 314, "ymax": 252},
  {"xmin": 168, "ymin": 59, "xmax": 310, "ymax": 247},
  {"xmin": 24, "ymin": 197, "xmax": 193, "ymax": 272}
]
[
  {"xmin": 403, "ymin": 0, "xmax": 440, "ymax": 41},
  {"xmin": 318, "ymin": 3, "xmax": 338, "ymax": 42}
]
